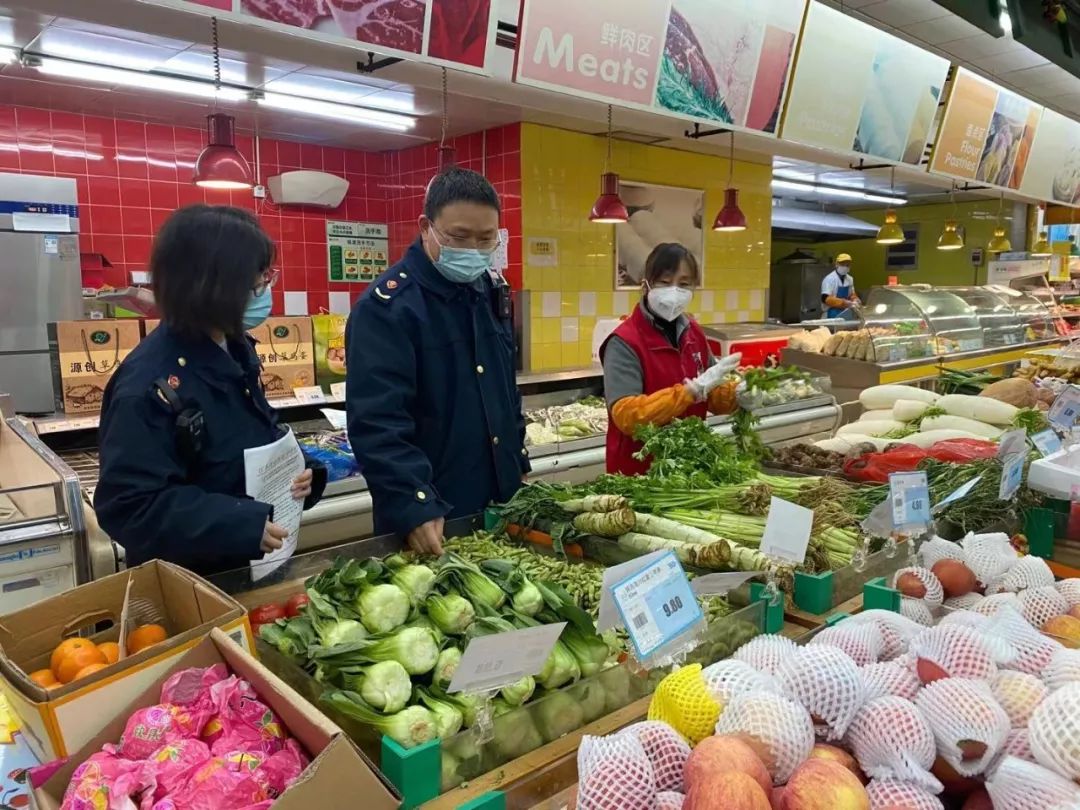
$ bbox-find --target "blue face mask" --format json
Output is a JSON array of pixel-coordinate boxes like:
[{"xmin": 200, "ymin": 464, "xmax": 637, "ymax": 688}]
[
  {"xmin": 242, "ymin": 286, "xmax": 273, "ymax": 330},
  {"xmin": 428, "ymin": 227, "xmax": 494, "ymax": 283}
]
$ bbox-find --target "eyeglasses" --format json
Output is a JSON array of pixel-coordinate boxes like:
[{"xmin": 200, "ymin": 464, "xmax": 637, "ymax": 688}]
[
  {"xmin": 431, "ymin": 224, "xmax": 501, "ymax": 254},
  {"xmin": 253, "ymin": 269, "xmax": 280, "ymax": 296}
]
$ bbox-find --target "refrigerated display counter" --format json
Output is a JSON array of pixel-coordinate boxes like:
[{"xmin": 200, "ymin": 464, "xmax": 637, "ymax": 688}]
[
  {"xmin": 782, "ymin": 283, "xmax": 1063, "ymax": 402},
  {"xmin": 10, "ymin": 367, "xmax": 840, "ymax": 576}
]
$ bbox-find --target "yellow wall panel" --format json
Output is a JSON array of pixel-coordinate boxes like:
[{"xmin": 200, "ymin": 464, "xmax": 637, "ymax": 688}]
[{"xmin": 521, "ymin": 124, "xmax": 771, "ymax": 370}]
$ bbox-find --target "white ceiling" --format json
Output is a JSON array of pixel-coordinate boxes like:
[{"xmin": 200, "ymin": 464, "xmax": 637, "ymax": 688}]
[
  {"xmin": 0, "ymin": 0, "xmax": 1074, "ymax": 213},
  {"xmin": 822, "ymin": 0, "xmax": 1080, "ymax": 117}
]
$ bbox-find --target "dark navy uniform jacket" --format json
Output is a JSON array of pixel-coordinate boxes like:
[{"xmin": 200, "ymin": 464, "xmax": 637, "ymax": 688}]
[
  {"xmin": 345, "ymin": 239, "xmax": 529, "ymax": 537},
  {"xmin": 93, "ymin": 324, "xmax": 326, "ymax": 576}
]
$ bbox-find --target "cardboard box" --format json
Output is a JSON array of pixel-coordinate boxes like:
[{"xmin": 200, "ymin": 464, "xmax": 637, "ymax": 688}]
[
  {"xmin": 143, "ymin": 318, "xmax": 160, "ymax": 335},
  {"xmin": 247, "ymin": 318, "xmax": 318, "ymax": 398},
  {"xmin": 311, "ymin": 314, "xmax": 348, "ymax": 392},
  {"xmin": 0, "ymin": 561, "xmax": 254, "ymax": 761},
  {"xmin": 47, "ymin": 320, "xmax": 142, "ymax": 414},
  {"xmin": 33, "ymin": 628, "xmax": 400, "ymax": 810}
]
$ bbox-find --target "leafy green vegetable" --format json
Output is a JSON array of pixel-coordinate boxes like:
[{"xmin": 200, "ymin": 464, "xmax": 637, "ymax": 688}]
[
  {"xmin": 311, "ymin": 625, "xmax": 440, "ymax": 676},
  {"xmin": 390, "ymin": 564, "xmax": 436, "ymax": 605},
  {"xmin": 634, "ymin": 417, "xmax": 758, "ymax": 486},
  {"xmin": 561, "ymin": 624, "xmax": 609, "ymax": 678},
  {"xmin": 339, "ymin": 660, "xmax": 412, "ymax": 713},
  {"xmin": 533, "ymin": 690, "xmax": 585, "ymax": 742},
  {"xmin": 425, "ymin": 591, "xmax": 476, "ymax": 635},
  {"xmin": 435, "ymin": 555, "xmax": 507, "ymax": 611},
  {"xmin": 537, "ymin": 640, "xmax": 580, "ymax": 690},
  {"xmin": 355, "ymin": 582, "xmax": 411, "ymax": 634},
  {"xmin": 433, "ymin": 647, "xmax": 462, "ymax": 690},
  {"xmin": 321, "ymin": 691, "xmax": 437, "ymax": 749},
  {"xmin": 416, "ymin": 686, "xmax": 464, "ymax": 737},
  {"xmin": 499, "ymin": 675, "xmax": 536, "ymax": 707}
]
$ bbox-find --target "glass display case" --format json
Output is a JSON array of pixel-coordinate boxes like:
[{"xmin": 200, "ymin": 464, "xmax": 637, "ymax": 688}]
[
  {"xmin": 860, "ymin": 285, "xmax": 984, "ymax": 362},
  {"xmin": 953, "ymin": 285, "xmax": 1057, "ymax": 347}
]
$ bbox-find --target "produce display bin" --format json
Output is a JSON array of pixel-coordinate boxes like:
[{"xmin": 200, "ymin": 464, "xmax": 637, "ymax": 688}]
[{"xmin": 791, "ymin": 540, "xmax": 911, "ymax": 615}]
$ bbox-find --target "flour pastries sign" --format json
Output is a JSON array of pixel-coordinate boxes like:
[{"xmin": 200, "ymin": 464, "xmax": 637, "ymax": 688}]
[
  {"xmin": 160, "ymin": 0, "xmax": 498, "ymax": 72},
  {"xmin": 515, "ymin": 0, "xmax": 807, "ymax": 135}
]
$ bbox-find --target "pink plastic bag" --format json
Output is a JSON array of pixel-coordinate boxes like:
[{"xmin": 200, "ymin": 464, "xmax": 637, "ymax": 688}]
[
  {"xmin": 118, "ymin": 703, "xmax": 209, "ymax": 760},
  {"xmin": 164, "ymin": 751, "xmax": 271, "ymax": 810},
  {"xmin": 161, "ymin": 664, "xmax": 229, "ymax": 707},
  {"xmin": 61, "ymin": 751, "xmax": 151, "ymax": 810},
  {"xmin": 143, "ymin": 738, "xmax": 212, "ymax": 802},
  {"xmin": 203, "ymin": 677, "xmax": 288, "ymax": 756}
]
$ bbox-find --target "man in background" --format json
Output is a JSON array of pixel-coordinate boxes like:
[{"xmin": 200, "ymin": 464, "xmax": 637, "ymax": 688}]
[
  {"xmin": 821, "ymin": 253, "xmax": 860, "ymax": 319},
  {"xmin": 345, "ymin": 167, "xmax": 527, "ymax": 555}
]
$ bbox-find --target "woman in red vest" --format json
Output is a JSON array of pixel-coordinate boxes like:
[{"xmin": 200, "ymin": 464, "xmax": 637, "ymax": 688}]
[{"xmin": 600, "ymin": 243, "xmax": 741, "ymax": 475}]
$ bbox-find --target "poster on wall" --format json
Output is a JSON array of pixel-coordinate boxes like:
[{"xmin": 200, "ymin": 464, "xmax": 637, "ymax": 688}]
[
  {"xmin": 515, "ymin": 0, "xmax": 807, "ymax": 136},
  {"xmin": 327, "ymin": 221, "xmax": 389, "ymax": 283},
  {"xmin": 781, "ymin": 3, "xmax": 948, "ymax": 165},
  {"xmin": 152, "ymin": 0, "xmax": 498, "ymax": 73},
  {"xmin": 929, "ymin": 68, "xmax": 1042, "ymax": 191},
  {"xmin": 1019, "ymin": 108, "xmax": 1080, "ymax": 207},
  {"xmin": 614, "ymin": 181, "xmax": 704, "ymax": 290}
]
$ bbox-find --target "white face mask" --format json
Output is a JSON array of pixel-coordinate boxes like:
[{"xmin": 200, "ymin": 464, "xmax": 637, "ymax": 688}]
[
  {"xmin": 837, "ymin": 266, "xmax": 849, "ymax": 277},
  {"xmin": 647, "ymin": 284, "xmax": 693, "ymax": 322}
]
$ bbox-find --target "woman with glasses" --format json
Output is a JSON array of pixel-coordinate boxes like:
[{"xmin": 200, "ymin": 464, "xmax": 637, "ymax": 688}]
[{"xmin": 94, "ymin": 205, "xmax": 325, "ymax": 575}]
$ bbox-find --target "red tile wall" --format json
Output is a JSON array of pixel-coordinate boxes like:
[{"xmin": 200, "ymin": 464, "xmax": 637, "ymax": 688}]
[{"xmin": 0, "ymin": 104, "xmax": 522, "ymax": 316}]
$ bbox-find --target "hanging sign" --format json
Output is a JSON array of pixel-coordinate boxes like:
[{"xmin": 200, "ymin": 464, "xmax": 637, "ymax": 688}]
[
  {"xmin": 149, "ymin": 0, "xmax": 499, "ymax": 73},
  {"xmin": 929, "ymin": 68, "xmax": 1042, "ymax": 191},
  {"xmin": 448, "ymin": 623, "xmax": 566, "ymax": 694},
  {"xmin": 610, "ymin": 551, "xmax": 701, "ymax": 659},
  {"xmin": 1049, "ymin": 385, "xmax": 1080, "ymax": 430},
  {"xmin": 781, "ymin": 2, "xmax": 948, "ymax": 165},
  {"xmin": 1018, "ymin": 107, "xmax": 1080, "ymax": 208},
  {"xmin": 515, "ymin": 0, "xmax": 807, "ymax": 136},
  {"xmin": 999, "ymin": 453, "xmax": 1026, "ymax": 500},
  {"xmin": 760, "ymin": 497, "xmax": 813, "ymax": 565},
  {"xmin": 934, "ymin": 475, "xmax": 983, "ymax": 513}
]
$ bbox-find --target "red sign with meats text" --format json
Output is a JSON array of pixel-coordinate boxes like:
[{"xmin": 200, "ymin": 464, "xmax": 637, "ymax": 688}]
[{"xmin": 154, "ymin": 0, "xmax": 498, "ymax": 72}]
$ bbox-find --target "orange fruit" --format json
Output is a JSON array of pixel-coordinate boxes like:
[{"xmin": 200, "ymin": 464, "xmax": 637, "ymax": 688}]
[
  {"xmin": 97, "ymin": 642, "xmax": 120, "ymax": 664},
  {"xmin": 50, "ymin": 638, "xmax": 95, "ymax": 677},
  {"xmin": 73, "ymin": 662, "xmax": 108, "ymax": 680},
  {"xmin": 126, "ymin": 624, "xmax": 167, "ymax": 654},
  {"xmin": 29, "ymin": 669, "xmax": 57, "ymax": 688},
  {"xmin": 56, "ymin": 646, "xmax": 107, "ymax": 684}
]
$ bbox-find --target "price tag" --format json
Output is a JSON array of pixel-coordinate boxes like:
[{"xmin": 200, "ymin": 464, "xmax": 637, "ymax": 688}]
[
  {"xmin": 999, "ymin": 453, "xmax": 1025, "ymax": 500},
  {"xmin": 448, "ymin": 622, "xmax": 566, "ymax": 695},
  {"xmin": 597, "ymin": 550, "xmax": 665, "ymax": 633},
  {"xmin": 329, "ymin": 382, "xmax": 346, "ymax": 401},
  {"xmin": 690, "ymin": 571, "xmax": 759, "ymax": 596},
  {"xmin": 1049, "ymin": 385, "xmax": 1080, "ymax": 430},
  {"xmin": 997, "ymin": 428, "xmax": 1027, "ymax": 459},
  {"xmin": 319, "ymin": 408, "xmax": 347, "ymax": 431},
  {"xmin": 1032, "ymin": 428, "xmax": 1063, "ymax": 457},
  {"xmin": 890, "ymin": 471, "xmax": 930, "ymax": 529},
  {"xmin": 610, "ymin": 551, "xmax": 701, "ymax": 659},
  {"xmin": 933, "ymin": 475, "xmax": 983, "ymax": 513},
  {"xmin": 293, "ymin": 385, "xmax": 327, "ymax": 404},
  {"xmin": 760, "ymin": 497, "xmax": 813, "ymax": 565}
]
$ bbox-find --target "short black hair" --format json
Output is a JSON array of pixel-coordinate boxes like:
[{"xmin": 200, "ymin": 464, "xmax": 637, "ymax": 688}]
[
  {"xmin": 151, "ymin": 205, "xmax": 274, "ymax": 338},
  {"xmin": 423, "ymin": 166, "xmax": 501, "ymax": 220},
  {"xmin": 644, "ymin": 242, "xmax": 700, "ymax": 285}
]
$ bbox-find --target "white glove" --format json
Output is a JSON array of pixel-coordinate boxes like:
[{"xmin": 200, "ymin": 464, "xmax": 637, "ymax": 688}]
[{"xmin": 686, "ymin": 353, "xmax": 742, "ymax": 400}]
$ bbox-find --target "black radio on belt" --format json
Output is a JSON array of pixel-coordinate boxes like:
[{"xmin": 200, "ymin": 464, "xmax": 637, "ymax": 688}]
[
  {"xmin": 153, "ymin": 379, "xmax": 205, "ymax": 466},
  {"xmin": 493, "ymin": 281, "xmax": 513, "ymax": 321}
]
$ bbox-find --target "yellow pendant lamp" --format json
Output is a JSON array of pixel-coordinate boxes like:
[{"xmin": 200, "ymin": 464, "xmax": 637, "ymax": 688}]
[
  {"xmin": 937, "ymin": 183, "xmax": 964, "ymax": 251},
  {"xmin": 1032, "ymin": 231, "xmax": 1052, "ymax": 257},
  {"xmin": 876, "ymin": 168, "xmax": 905, "ymax": 245},
  {"xmin": 988, "ymin": 193, "xmax": 1012, "ymax": 253}
]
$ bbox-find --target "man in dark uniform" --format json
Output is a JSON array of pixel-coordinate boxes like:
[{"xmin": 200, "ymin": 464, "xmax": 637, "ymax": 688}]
[{"xmin": 345, "ymin": 167, "xmax": 528, "ymax": 555}]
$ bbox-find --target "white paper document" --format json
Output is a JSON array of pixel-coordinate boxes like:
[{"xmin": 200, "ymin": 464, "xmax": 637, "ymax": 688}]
[{"xmin": 245, "ymin": 427, "xmax": 306, "ymax": 581}]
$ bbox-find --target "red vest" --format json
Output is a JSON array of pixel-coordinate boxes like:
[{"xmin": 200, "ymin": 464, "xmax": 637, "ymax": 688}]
[{"xmin": 601, "ymin": 306, "xmax": 710, "ymax": 476}]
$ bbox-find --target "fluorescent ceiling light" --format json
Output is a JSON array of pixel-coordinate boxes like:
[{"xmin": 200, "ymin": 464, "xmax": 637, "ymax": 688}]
[
  {"xmin": 259, "ymin": 92, "xmax": 415, "ymax": 131},
  {"xmin": 771, "ymin": 178, "xmax": 906, "ymax": 205},
  {"xmin": 34, "ymin": 58, "xmax": 247, "ymax": 101},
  {"xmin": 0, "ymin": 46, "xmax": 15, "ymax": 63},
  {"xmin": 266, "ymin": 76, "xmax": 416, "ymax": 114}
]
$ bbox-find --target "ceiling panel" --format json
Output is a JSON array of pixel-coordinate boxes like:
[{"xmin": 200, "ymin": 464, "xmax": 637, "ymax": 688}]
[
  {"xmin": 854, "ymin": 0, "xmax": 949, "ymax": 28},
  {"xmin": 901, "ymin": 13, "xmax": 984, "ymax": 46}
]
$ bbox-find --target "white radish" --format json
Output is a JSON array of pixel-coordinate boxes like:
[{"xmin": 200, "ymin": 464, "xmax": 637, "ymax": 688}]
[
  {"xmin": 937, "ymin": 394, "xmax": 1018, "ymax": 426},
  {"xmin": 901, "ymin": 429, "xmax": 986, "ymax": 448},
  {"xmin": 860, "ymin": 385, "xmax": 940, "ymax": 410},
  {"xmin": 814, "ymin": 435, "xmax": 897, "ymax": 452},
  {"xmin": 837, "ymin": 420, "xmax": 905, "ymax": 437},
  {"xmin": 859, "ymin": 409, "xmax": 895, "ymax": 422},
  {"xmin": 893, "ymin": 399, "xmax": 932, "ymax": 423},
  {"xmin": 920, "ymin": 415, "xmax": 1002, "ymax": 439}
]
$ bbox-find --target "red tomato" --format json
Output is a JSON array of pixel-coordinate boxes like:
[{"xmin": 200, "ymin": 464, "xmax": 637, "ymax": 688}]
[
  {"xmin": 284, "ymin": 593, "xmax": 310, "ymax": 618},
  {"xmin": 248, "ymin": 604, "xmax": 285, "ymax": 626}
]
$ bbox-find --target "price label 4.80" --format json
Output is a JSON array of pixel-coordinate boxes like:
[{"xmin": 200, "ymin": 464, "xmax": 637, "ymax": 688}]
[
  {"xmin": 610, "ymin": 551, "xmax": 701, "ymax": 660},
  {"xmin": 890, "ymin": 471, "xmax": 930, "ymax": 529}
]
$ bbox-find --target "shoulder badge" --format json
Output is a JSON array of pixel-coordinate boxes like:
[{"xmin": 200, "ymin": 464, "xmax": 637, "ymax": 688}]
[{"xmin": 372, "ymin": 271, "xmax": 411, "ymax": 303}]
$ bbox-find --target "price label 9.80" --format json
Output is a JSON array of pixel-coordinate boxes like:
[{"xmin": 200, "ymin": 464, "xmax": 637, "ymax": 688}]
[{"xmin": 611, "ymin": 551, "xmax": 701, "ymax": 660}]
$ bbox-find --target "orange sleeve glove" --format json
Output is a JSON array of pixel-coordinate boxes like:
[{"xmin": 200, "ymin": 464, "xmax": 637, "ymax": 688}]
[
  {"xmin": 823, "ymin": 295, "xmax": 848, "ymax": 310},
  {"xmin": 610, "ymin": 384, "xmax": 696, "ymax": 437},
  {"xmin": 707, "ymin": 380, "xmax": 739, "ymax": 415}
]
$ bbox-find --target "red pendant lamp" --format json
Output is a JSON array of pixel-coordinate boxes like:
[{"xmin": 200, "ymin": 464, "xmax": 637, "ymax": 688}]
[
  {"xmin": 713, "ymin": 131, "xmax": 746, "ymax": 232},
  {"xmin": 589, "ymin": 106, "xmax": 629, "ymax": 224},
  {"xmin": 193, "ymin": 19, "xmax": 252, "ymax": 190},
  {"xmin": 194, "ymin": 113, "xmax": 253, "ymax": 190}
]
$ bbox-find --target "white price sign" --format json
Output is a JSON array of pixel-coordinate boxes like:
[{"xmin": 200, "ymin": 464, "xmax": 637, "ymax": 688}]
[
  {"xmin": 597, "ymin": 550, "xmax": 666, "ymax": 633},
  {"xmin": 934, "ymin": 475, "xmax": 982, "ymax": 513},
  {"xmin": 448, "ymin": 623, "xmax": 566, "ymax": 695},
  {"xmin": 760, "ymin": 497, "xmax": 813, "ymax": 565},
  {"xmin": 997, "ymin": 428, "xmax": 1028, "ymax": 459},
  {"xmin": 293, "ymin": 385, "xmax": 327, "ymax": 404},
  {"xmin": 1032, "ymin": 428, "xmax": 1063, "ymax": 457},
  {"xmin": 330, "ymin": 381, "xmax": 347, "ymax": 401},
  {"xmin": 1049, "ymin": 385, "xmax": 1080, "ymax": 430},
  {"xmin": 690, "ymin": 571, "xmax": 759, "ymax": 596}
]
